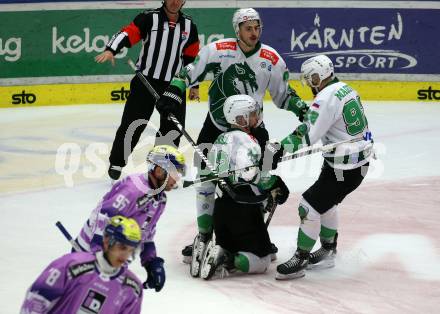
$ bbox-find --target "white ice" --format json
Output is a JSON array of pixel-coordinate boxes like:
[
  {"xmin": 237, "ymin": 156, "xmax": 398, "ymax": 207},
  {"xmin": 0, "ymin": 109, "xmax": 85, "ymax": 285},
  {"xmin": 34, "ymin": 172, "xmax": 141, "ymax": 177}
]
[{"xmin": 1, "ymin": 101, "xmax": 439, "ymax": 313}]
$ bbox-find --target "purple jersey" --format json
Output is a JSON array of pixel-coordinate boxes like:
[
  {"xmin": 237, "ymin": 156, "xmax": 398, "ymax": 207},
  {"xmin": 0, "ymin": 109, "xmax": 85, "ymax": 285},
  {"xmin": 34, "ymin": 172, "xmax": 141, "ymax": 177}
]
[
  {"xmin": 75, "ymin": 173, "xmax": 167, "ymax": 265},
  {"xmin": 20, "ymin": 252, "xmax": 143, "ymax": 314}
]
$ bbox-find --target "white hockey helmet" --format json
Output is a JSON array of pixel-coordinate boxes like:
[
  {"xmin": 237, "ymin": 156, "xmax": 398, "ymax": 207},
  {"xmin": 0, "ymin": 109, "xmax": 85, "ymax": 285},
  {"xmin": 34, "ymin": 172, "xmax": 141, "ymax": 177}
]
[
  {"xmin": 300, "ymin": 55, "xmax": 334, "ymax": 88},
  {"xmin": 232, "ymin": 8, "xmax": 263, "ymax": 37},
  {"xmin": 223, "ymin": 94, "xmax": 260, "ymax": 127}
]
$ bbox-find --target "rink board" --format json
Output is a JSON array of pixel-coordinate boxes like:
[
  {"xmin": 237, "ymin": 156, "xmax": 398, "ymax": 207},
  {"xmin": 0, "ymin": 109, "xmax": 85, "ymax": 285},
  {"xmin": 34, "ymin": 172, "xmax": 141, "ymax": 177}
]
[{"xmin": 1, "ymin": 80, "xmax": 439, "ymax": 108}]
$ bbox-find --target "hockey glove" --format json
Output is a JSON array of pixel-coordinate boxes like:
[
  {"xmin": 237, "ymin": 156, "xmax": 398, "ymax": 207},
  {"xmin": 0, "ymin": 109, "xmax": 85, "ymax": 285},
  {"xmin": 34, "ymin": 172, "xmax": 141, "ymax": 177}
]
[
  {"xmin": 156, "ymin": 85, "xmax": 183, "ymax": 116},
  {"xmin": 287, "ymin": 88, "xmax": 309, "ymax": 122},
  {"xmin": 260, "ymin": 142, "xmax": 284, "ymax": 171},
  {"xmin": 143, "ymin": 257, "xmax": 165, "ymax": 292},
  {"xmin": 270, "ymin": 176, "xmax": 290, "ymax": 205}
]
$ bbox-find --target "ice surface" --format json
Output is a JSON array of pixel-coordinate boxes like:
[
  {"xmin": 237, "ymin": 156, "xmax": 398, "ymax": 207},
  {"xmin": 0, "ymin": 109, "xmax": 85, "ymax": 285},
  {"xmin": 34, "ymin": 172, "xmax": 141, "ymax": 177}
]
[{"xmin": 1, "ymin": 101, "xmax": 439, "ymax": 313}]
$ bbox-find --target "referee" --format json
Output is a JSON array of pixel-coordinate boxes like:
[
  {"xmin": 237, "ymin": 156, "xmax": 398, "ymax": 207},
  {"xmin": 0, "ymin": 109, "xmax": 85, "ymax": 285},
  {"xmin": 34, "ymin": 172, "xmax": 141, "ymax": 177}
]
[{"xmin": 95, "ymin": 0, "xmax": 199, "ymax": 180}]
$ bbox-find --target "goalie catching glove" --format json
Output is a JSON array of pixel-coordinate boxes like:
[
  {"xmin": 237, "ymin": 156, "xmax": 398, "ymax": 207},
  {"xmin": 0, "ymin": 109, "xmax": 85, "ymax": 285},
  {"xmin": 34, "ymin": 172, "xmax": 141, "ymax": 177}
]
[
  {"xmin": 156, "ymin": 85, "xmax": 183, "ymax": 116},
  {"xmin": 143, "ymin": 257, "xmax": 166, "ymax": 292}
]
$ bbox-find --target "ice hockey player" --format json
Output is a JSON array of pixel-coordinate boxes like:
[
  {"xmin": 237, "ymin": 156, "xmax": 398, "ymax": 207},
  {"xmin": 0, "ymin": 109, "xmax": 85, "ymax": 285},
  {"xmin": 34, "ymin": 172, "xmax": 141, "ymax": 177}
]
[
  {"xmin": 192, "ymin": 94, "xmax": 290, "ymax": 280},
  {"xmin": 155, "ymin": 7, "xmax": 307, "ymax": 264},
  {"xmin": 74, "ymin": 145, "xmax": 186, "ymax": 291},
  {"xmin": 21, "ymin": 215, "xmax": 144, "ymax": 313},
  {"xmin": 274, "ymin": 55, "xmax": 374, "ymax": 280}
]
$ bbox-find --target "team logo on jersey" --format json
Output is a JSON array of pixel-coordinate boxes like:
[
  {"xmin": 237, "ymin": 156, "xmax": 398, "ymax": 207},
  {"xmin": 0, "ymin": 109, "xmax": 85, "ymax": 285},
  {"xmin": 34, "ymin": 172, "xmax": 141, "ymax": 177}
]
[
  {"xmin": 181, "ymin": 31, "xmax": 188, "ymax": 40},
  {"xmin": 80, "ymin": 289, "xmax": 107, "ymax": 313},
  {"xmin": 215, "ymin": 41, "xmax": 237, "ymax": 51},
  {"xmin": 259, "ymin": 49, "xmax": 279, "ymax": 65},
  {"xmin": 213, "ymin": 62, "xmax": 258, "ymax": 96}
]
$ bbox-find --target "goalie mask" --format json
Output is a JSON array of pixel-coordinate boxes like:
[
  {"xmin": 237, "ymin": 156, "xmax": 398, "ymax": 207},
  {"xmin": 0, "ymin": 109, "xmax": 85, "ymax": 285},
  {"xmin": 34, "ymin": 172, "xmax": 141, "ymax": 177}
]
[
  {"xmin": 300, "ymin": 55, "xmax": 334, "ymax": 89},
  {"xmin": 232, "ymin": 8, "xmax": 263, "ymax": 38},
  {"xmin": 223, "ymin": 94, "xmax": 260, "ymax": 127}
]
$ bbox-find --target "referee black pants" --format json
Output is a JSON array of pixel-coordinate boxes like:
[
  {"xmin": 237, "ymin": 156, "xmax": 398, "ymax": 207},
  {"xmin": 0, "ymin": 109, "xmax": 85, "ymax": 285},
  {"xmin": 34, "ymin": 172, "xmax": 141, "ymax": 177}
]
[{"xmin": 109, "ymin": 75, "xmax": 186, "ymax": 167}]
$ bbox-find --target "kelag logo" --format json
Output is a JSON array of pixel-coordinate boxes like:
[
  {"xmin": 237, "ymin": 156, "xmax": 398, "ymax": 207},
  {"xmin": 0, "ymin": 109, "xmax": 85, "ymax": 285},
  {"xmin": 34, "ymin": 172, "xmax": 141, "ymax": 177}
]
[
  {"xmin": 0, "ymin": 37, "xmax": 21, "ymax": 62},
  {"xmin": 286, "ymin": 13, "xmax": 416, "ymax": 70},
  {"xmin": 52, "ymin": 27, "xmax": 127, "ymax": 58},
  {"xmin": 418, "ymin": 86, "xmax": 440, "ymax": 100},
  {"xmin": 12, "ymin": 90, "xmax": 37, "ymax": 105},
  {"xmin": 111, "ymin": 87, "xmax": 130, "ymax": 101}
]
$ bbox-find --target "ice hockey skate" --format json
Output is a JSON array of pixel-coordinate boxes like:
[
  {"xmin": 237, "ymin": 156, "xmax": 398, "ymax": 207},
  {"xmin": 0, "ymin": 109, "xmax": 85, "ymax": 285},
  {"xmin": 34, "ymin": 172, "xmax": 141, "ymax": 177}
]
[
  {"xmin": 181, "ymin": 244, "xmax": 193, "ymax": 264},
  {"xmin": 190, "ymin": 232, "xmax": 211, "ymax": 277},
  {"xmin": 276, "ymin": 249, "xmax": 310, "ymax": 280},
  {"xmin": 307, "ymin": 233, "xmax": 338, "ymax": 270},
  {"xmin": 108, "ymin": 165, "xmax": 122, "ymax": 181},
  {"xmin": 200, "ymin": 240, "xmax": 229, "ymax": 280}
]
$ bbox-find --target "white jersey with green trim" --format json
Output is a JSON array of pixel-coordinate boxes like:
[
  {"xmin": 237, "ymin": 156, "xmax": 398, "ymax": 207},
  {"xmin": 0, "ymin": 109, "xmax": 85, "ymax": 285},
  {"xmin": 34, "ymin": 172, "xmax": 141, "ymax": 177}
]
[
  {"xmin": 208, "ymin": 130, "xmax": 261, "ymax": 183},
  {"xmin": 180, "ymin": 38, "xmax": 293, "ymax": 130},
  {"xmin": 208, "ymin": 129, "xmax": 275, "ymax": 193},
  {"xmin": 305, "ymin": 80, "xmax": 373, "ymax": 170}
]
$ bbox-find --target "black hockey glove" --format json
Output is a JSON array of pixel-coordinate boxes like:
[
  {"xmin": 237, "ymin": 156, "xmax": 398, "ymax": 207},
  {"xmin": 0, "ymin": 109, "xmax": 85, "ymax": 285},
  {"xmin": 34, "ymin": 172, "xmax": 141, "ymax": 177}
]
[
  {"xmin": 260, "ymin": 142, "xmax": 284, "ymax": 171},
  {"xmin": 270, "ymin": 175, "xmax": 290, "ymax": 205},
  {"xmin": 143, "ymin": 257, "xmax": 165, "ymax": 292},
  {"xmin": 297, "ymin": 101, "xmax": 309, "ymax": 122},
  {"xmin": 156, "ymin": 85, "xmax": 183, "ymax": 116}
]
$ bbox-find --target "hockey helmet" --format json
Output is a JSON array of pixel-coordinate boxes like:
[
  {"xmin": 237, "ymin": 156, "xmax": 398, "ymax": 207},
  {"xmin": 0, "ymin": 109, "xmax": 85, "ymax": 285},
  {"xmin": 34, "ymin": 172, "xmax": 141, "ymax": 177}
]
[
  {"xmin": 223, "ymin": 94, "xmax": 260, "ymax": 127},
  {"xmin": 232, "ymin": 8, "xmax": 263, "ymax": 37},
  {"xmin": 146, "ymin": 145, "xmax": 186, "ymax": 176},
  {"xmin": 104, "ymin": 215, "xmax": 142, "ymax": 247},
  {"xmin": 300, "ymin": 55, "xmax": 334, "ymax": 88}
]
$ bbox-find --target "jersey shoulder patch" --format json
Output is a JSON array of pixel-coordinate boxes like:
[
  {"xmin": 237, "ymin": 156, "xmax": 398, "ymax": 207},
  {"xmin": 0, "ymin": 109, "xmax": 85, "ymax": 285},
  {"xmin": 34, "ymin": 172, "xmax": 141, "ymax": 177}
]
[
  {"xmin": 215, "ymin": 41, "xmax": 237, "ymax": 51},
  {"xmin": 124, "ymin": 275, "xmax": 142, "ymax": 297},
  {"xmin": 68, "ymin": 261, "xmax": 95, "ymax": 278},
  {"xmin": 259, "ymin": 48, "xmax": 279, "ymax": 65}
]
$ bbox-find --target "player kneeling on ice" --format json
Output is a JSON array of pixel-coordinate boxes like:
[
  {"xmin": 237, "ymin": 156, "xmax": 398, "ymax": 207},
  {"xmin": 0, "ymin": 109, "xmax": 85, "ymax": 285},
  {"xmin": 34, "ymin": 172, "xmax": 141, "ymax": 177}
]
[
  {"xmin": 73, "ymin": 145, "xmax": 186, "ymax": 291},
  {"xmin": 271, "ymin": 55, "xmax": 374, "ymax": 280},
  {"xmin": 194, "ymin": 95, "xmax": 289, "ymax": 280},
  {"xmin": 21, "ymin": 216, "xmax": 144, "ymax": 313}
]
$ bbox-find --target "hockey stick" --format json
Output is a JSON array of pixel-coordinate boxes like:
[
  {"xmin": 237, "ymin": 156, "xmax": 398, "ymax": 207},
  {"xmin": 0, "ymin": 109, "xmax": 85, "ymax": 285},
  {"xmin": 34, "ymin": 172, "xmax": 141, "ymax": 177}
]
[
  {"xmin": 127, "ymin": 59, "xmax": 267, "ymax": 204},
  {"xmin": 264, "ymin": 188, "xmax": 280, "ymax": 227},
  {"xmin": 55, "ymin": 221, "xmax": 82, "ymax": 252},
  {"xmin": 183, "ymin": 137, "xmax": 367, "ymax": 187}
]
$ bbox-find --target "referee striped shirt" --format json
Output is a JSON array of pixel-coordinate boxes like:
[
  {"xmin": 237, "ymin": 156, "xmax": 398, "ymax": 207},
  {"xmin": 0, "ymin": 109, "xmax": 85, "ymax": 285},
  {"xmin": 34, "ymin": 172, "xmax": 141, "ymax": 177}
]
[{"xmin": 106, "ymin": 6, "xmax": 199, "ymax": 82}]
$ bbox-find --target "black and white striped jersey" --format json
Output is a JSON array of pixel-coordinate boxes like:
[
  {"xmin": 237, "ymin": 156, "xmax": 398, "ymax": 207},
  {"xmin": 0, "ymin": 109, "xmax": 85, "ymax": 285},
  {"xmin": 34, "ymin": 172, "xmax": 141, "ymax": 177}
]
[{"xmin": 106, "ymin": 6, "xmax": 199, "ymax": 82}]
